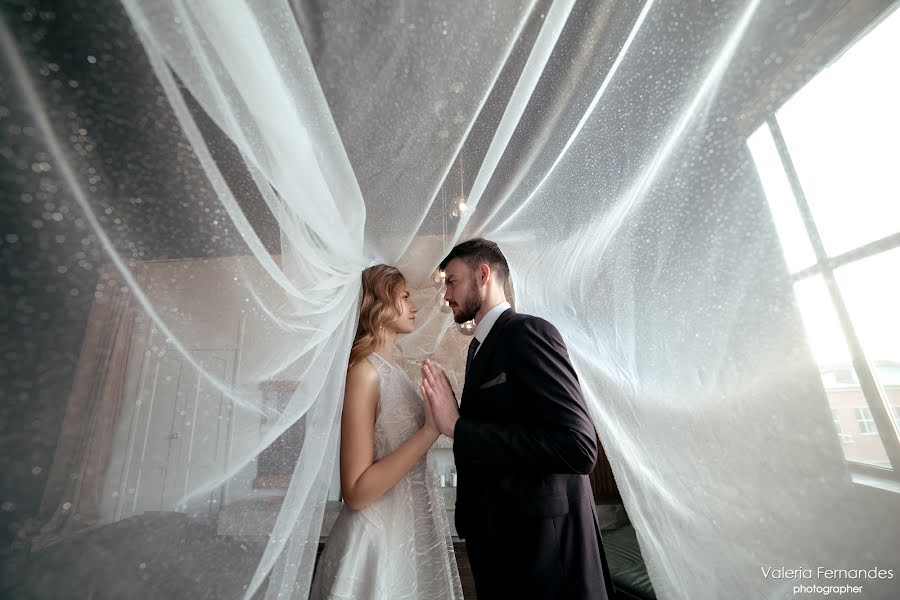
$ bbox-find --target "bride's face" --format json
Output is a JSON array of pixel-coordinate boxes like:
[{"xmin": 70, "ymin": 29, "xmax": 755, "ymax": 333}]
[{"xmin": 388, "ymin": 286, "xmax": 417, "ymax": 335}]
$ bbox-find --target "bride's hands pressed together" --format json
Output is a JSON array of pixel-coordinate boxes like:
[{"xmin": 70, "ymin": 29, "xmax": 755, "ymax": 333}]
[
  {"xmin": 421, "ymin": 359, "xmax": 460, "ymax": 439},
  {"xmin": 420, "ymin": 382, "xmax": 440, "ymax": 440}
]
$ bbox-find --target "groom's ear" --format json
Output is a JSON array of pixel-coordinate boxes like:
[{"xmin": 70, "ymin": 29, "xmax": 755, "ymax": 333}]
[{"xmin": 477, "ymin": 263, "xmax": 491, "ymax": 285}]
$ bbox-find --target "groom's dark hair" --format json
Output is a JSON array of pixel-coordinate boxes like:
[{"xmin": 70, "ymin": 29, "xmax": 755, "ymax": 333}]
[{"xmin": 440, "ymin": 238, "xmax": 510, "ymax": 283}]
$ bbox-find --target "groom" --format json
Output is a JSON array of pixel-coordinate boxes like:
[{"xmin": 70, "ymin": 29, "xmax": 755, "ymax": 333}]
[{"xmin": 422, "ymin": 238, "xmax": 615, "ymax": 599}]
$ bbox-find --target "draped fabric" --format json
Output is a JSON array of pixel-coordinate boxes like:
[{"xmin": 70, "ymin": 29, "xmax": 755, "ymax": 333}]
[
  {"xmin": 2, "ymin": 0, "xmax": 899, "ymax": 599},
  {"xmin": 309, "ymin": 353, "xmax": 462, "ymax": 600}
]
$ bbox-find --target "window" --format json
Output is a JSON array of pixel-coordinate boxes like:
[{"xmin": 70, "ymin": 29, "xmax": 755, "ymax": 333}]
[
  {"xmin": 832, "ymin": 409, "xmax": 853, "ymax": 444},
  {"xmin": 831, "ymin": 409, "xmax": 844, "ymax": 434},
  {"xmin": 855, "ymin": 407, "xmax": 877, "ymax": 435},
  {"xmin": 877, "ymin": 365, "xmax": 900, "ymax": 386},
  {"xmin": 748, "ymin": 6, "xmax": 900, "ymax": 475},
  {"xmin": 822, "ymin": 368, "xmax": 856, "ymax": 389}
]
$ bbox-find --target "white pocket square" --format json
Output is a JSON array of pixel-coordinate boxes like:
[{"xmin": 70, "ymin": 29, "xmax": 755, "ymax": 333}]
[{"xmin": 479, "ymin": 372, "xmax": 507, "ymax": 389}]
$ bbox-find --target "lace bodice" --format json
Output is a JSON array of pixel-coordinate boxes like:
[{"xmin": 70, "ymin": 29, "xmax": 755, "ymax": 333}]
[
  {"xmin": 368, "ymin": 353, "xmax": 425, "ymax": 459},
  {"xmin": 309, "ymin": 352, "xmax": 462, "ymax": 599}
]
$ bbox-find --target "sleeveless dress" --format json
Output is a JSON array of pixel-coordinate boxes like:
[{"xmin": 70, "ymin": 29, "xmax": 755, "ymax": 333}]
[{"xmin": 308, "ymin": 353, "xmax": 463, "ymax": 600}]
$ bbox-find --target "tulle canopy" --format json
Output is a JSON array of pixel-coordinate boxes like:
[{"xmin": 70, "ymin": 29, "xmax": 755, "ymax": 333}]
[{"xmin": 2, "ymin": 0, "xmax": 899, "ymax": 598}]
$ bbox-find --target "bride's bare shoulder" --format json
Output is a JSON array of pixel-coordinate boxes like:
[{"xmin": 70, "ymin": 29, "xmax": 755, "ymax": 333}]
[
  {"xmin": 344, "ymin": 359, "xmax": 380, "ymax": 415},
  {"xmin": 346, "ymin": 358, "xmax": 380, "ymax": 390}
]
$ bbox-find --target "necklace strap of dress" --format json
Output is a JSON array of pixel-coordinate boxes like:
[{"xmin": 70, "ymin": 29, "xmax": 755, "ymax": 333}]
[{"xmin": 370, "ymin": 352, "xmax": 395, "ymax": 368}]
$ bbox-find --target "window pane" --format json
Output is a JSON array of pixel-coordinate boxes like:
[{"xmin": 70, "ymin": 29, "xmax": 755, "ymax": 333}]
[
  {"xmin": 880, "ymin": 367, "xmax": 900, "ymax": 444},
  {"xmin": 793, "ymin": 276, "xmax": 852, "ymax": 367},
  {"xmin": 834, "ymin": 248, "xmax": 900, "ymax": 377},
  {"xmin": 854, "ymin": 407, "xmax": 877, "ymax": 435},
  {"xmin": 834, "ymin": 247, "xmax": 900, "ymax": 463},
  {"xmin": 792, "ymin": 276, "xmax": 890, "ymax": 466},
  {"xmin": 776, "ymin": 8, "xmax": 900, "ymax": 257},
  {"xmin": 747, "ymin": 124, "xmax": 817, "ymax": 273},
  {"xmin": 875, "ymin": 364, "xmax": 900, "ymax": 386},
  {"xmin": 831, "ymin": 409, "xmax": 848, "ymax": 440}
]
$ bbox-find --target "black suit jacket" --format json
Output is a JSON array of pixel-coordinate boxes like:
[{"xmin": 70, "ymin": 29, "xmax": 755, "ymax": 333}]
[{"xmin": 453, "ymin": 309, "xmax": 614, "ymax": 599}]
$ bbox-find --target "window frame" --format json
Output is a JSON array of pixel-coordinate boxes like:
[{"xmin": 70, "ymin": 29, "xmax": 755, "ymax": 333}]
[
  {"xmin": 763, "ymin": 114, "xmax": 900, "ymax": 479},
  {"xmin": 749, "ymin": 4, "xmax": 900, "ymax": 481}
]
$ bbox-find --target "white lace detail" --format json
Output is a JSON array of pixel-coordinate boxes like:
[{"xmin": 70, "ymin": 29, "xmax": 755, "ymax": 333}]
[{"xmin": 308, "ymin": 354, "xmax": 462, "ymax": 600}]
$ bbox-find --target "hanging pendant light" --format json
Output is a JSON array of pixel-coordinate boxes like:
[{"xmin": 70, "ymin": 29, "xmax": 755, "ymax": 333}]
[
  {"xmin": 431, "ymin": 268, "xmax": 445, "ymax": 289},
  {"xmin": 457, "ymin": 320, "xmax": 476, "ymax": 335},
  {"xmin": 449, "ymin": 153, "xmax": 468, "ymax": 220},
  {"xmin": 450, "ymin": 195, "xmax": 468, "ymax": 219}
]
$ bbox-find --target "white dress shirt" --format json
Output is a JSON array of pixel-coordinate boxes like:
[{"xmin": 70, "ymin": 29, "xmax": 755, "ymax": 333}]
[{"xmin": 472, "ymin": 301, "xmax": 511, "ymax": 356}]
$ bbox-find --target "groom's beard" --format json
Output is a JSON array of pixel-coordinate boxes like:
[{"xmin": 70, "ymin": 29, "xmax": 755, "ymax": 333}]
[{"xmin": 454, "ymin": 280, "xmax": 482, "ymax": 324}]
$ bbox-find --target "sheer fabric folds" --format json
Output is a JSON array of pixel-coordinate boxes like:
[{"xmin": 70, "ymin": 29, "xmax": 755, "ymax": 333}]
[{"xmin": 2, "ymin": 0, "xmax": 899, "ymax": 598}]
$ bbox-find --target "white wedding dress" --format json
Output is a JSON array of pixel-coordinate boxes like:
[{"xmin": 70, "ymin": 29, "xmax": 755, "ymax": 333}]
[{"xmin": 308, "ymin": 353, "xmax": 463, "ymax": 600}]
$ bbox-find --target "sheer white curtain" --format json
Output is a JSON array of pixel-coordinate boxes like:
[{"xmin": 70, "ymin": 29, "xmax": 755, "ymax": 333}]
[
  {"xmin": 4, "ymin": 0, "xmax": 899, "ymax": 598},
  {"xmin": 452, "ymin": 1, "xmax": 900, "ymax": 596},
  {"xmin": 117, "ymin": 1, "xmax": 538, "ymax": 598}
]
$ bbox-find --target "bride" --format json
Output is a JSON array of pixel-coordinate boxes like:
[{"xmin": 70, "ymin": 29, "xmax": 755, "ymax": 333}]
[{"xmin": 309, "ymin": 265, "xmax": 463, "ymax": 599}]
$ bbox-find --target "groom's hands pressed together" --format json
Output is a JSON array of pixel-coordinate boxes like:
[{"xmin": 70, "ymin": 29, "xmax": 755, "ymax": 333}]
[{"xmin": 421, "ymin": 359, "xmax": 459, "ymax": 438}]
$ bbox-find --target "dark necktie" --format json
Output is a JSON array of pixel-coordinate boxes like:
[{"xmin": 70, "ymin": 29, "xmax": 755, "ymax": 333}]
[{"xmin": 465, "ymin": 338, "xmax": 481, "ymax": 374}]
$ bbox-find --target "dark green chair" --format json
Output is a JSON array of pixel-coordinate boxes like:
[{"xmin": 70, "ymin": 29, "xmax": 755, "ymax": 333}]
[{"xmin": 602, "ymin": 524, "xmax": 657, "ymax": 600}]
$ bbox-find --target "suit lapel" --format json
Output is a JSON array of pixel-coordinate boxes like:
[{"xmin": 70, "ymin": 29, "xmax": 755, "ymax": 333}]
[{"xmin": 463, "ymin": 308, "xmax": 515, "ymax": 396}]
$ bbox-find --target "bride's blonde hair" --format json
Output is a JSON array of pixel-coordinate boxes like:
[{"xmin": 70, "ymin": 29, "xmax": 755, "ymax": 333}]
[{"xmin": 348, "ymin": 264, "xmax": 406, "ymax": 368}]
